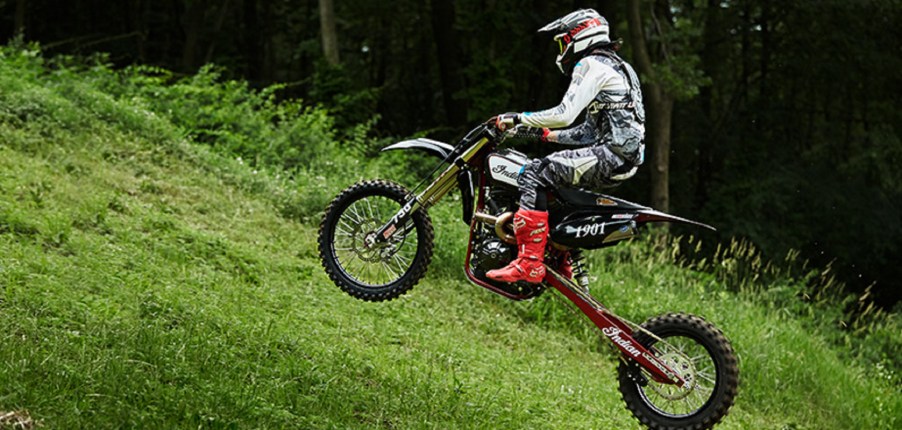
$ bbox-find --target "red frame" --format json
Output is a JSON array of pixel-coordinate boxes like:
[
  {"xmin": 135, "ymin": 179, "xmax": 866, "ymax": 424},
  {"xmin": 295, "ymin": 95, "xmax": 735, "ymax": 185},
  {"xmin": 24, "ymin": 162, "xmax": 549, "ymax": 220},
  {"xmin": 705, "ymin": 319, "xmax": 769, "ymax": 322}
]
[{"xmin": 462, "ymin": 172, "xmax": 685, "ymax": 387}]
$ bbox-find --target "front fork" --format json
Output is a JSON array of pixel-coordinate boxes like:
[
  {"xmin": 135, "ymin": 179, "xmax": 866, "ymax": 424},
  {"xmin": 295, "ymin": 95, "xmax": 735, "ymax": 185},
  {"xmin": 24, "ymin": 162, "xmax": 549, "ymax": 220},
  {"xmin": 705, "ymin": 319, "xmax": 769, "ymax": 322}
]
[
  {"xmin": 368, "ymin": 137, "xmax": 490, "ymax": 246},
  {"xmin": 543, "ymin": 268, "xmax": 687, "ymax": 387}
]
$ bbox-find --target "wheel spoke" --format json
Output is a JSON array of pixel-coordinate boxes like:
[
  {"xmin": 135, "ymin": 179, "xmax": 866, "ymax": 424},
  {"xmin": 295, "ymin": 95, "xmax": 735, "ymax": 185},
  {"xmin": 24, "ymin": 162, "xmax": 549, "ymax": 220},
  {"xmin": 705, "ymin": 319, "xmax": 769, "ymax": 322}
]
[
  {"xmin": 335, "ymin": 229, "xmax": 355, "ymax": 239},
  {"xmin": 696, "ymin": 374, "xmax": 716, "ymax": 385},
  {"xmin": 346, "ymin": 204, "xmax": 365, "ymax": 224},
  {"xmin": 338, "ymin": 218, "xmax": 357, "ymax": 232},
  {"xmin": 365, "ymin": 197, "xmax": 376, "ymax": 221},
  {"xmin": 391, "ymin": 254, "xmax": 408, "ymax": 275},
  {"xmin": 681, "ymin": 396, "xmax": 693, "ymax": 413},
  {"xmin": 382, "ymin": 259, "xmax": 399, "ymax": 279}
]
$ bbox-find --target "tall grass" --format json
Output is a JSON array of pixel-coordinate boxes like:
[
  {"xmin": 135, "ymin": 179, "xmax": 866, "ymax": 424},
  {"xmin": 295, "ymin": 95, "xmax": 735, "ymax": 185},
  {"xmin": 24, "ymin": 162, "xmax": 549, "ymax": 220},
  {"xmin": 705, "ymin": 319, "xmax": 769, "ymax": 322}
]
[{"xmin": 674, "ymin": 235, "xmax": 901, "ymax": 386}]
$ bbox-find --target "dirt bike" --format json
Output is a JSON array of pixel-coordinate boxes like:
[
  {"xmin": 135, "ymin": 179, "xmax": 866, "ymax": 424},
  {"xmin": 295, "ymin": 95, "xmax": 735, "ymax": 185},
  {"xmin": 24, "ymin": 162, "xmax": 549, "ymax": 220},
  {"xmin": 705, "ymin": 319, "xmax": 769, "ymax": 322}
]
[{"xmin": 317, "ymin": 121, "xmax": 739, "ymax": 430}]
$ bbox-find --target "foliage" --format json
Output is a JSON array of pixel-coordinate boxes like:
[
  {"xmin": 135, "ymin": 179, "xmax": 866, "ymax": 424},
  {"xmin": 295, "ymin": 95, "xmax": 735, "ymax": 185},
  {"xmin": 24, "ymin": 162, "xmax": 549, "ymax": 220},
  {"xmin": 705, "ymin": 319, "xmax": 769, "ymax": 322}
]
[
  {"xmin": 643, "ymin": 0, "xmax": 713, "ymax": 100},
  {"xmin": 4, "ymin": 0, "xmax": 900, "ymax": 303}
]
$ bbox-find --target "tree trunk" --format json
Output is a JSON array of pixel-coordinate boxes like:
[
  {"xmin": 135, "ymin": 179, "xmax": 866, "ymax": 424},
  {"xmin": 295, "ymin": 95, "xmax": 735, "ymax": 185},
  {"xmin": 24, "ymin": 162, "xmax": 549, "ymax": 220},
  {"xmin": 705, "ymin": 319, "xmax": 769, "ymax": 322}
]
[
  {"xmin": 430, "ymin": 0, "xmax": 468, "ymax": 126},
  {"xmin": 627, "ymin": 0, "xmax": 671, "ymax": 213},
  {"xmin": 204, "ymin": 0, "xmax": 233, "ymax": 64},
  {"xmin": 695, "ymin": 0, "xmax": 720, "ymax": 210},
  {"xmin": 319, "ymin": 0, "xmax": 339, "ymax": 65},
  {"xmin": 15, "ymin": 0, "xmax": 27, "ymax": 37},
  {"xmin": 242, "ymin": 0, "xmax": 261, "ymax": 82},
  {"xmin": 130, "ymin": 0, "xmax": 147, "ymax": 62},
  {"xmin": 648, "ymin": 89, "xmax": 673, "ymax": 212},
  {"xmin": 181, "ymin": 0, "xmax": 206, "ymax": 72},
  {"xmin": 760, "ymin": 0, "xmax": 771, "ymax": 100}
]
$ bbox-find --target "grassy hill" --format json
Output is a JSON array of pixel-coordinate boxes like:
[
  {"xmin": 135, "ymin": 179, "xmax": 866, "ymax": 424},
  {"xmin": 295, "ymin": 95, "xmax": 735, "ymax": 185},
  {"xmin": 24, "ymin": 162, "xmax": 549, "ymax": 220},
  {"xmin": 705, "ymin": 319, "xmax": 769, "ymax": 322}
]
[{"xmin": 0, "ymin": 45, "xmax": 899, "ymax": 429}]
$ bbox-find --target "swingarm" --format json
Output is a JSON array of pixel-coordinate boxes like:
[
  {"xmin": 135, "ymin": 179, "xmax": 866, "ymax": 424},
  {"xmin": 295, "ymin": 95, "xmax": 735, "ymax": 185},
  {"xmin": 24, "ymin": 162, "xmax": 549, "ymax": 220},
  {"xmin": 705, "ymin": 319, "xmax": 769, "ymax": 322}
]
[{"xmin": 543, "ymin": 268, "xmax": 687, "ymax": 387}]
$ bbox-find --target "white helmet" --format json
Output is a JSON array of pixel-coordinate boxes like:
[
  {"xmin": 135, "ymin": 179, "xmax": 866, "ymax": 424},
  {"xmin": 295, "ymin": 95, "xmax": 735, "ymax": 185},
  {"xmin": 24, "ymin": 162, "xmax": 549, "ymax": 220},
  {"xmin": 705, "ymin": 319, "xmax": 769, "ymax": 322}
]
[{"xmin": 539, "ymin": 9, "xmax": 611, "ymax": 75}]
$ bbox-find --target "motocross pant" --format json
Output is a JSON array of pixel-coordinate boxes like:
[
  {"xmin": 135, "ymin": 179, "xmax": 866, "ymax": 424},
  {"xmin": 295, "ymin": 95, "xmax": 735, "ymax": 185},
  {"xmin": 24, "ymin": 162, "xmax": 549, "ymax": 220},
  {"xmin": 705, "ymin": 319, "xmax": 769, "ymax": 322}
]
[{"xmin": 518, "ymin": 144, "xmax": 628, "ymax": 211}]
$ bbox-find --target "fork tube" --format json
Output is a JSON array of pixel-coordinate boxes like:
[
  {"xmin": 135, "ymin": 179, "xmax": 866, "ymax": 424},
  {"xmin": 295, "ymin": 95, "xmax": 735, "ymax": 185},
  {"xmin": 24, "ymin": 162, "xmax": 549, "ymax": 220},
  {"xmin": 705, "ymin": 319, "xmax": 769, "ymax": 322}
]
[
  {"xmin": 417, "ymin": 164, "xmax": 463, "ymax": 208},
  {"xmin": 414, "ymin": 136, "xmax": 491, "ymax": 208}
]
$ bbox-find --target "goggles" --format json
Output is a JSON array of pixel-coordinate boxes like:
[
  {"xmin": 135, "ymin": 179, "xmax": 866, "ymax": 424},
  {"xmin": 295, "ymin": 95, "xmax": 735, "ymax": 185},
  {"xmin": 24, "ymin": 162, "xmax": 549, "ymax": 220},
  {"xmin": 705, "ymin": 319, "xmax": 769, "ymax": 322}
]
[{"xmin": 554, "ymin": 33, "xmax": 569, "ymax": 55}]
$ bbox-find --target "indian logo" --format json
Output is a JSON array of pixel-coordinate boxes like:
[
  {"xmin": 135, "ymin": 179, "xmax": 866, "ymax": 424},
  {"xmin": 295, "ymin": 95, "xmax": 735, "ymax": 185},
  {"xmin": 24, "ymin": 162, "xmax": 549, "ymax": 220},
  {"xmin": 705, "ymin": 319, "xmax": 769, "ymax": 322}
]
[
  {"xmin": 601, "ymin": 327, "xmax": 641, "ymax": 358},
  {"xmin": 491, "ymin": 165, "xmax": 519, "ymax": 180}
]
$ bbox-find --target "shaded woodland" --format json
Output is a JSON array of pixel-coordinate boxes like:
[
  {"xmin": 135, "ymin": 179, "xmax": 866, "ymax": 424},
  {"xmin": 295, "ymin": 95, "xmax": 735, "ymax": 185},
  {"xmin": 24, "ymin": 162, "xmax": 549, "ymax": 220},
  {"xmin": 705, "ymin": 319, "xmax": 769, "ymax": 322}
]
[{"xmin": 2, "ymin": 0, "xmax": 900, "ymax": 306}]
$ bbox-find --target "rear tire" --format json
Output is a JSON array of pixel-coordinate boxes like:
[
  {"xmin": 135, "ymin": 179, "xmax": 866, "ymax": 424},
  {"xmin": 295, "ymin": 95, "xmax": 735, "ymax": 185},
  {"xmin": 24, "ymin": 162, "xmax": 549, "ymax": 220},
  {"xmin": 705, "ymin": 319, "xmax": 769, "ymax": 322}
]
[
  {"xmin": 617, "ymin": 313, "xmax": 739, "ymax": 430},
  {"xmin": 318, "ymin": 180, "xmax": 434, "ymax": 302}
]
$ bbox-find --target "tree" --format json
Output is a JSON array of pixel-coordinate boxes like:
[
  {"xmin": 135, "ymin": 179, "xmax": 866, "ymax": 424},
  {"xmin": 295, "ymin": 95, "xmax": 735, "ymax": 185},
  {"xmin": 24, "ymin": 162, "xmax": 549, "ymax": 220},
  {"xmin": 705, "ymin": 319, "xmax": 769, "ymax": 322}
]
[
  {"xmin": 430, "ymin": 0, "xmax": 468, "ymax": 126},
  {"xmin": 14, "ymin": 0, "xmax": 26, "ymax": 37},
  {"xmin": 627, "ymin": 0, "xmax": 672, "ymax": 213},
  {"xmin": 181, "ymin": 0, "xmax": 207, "ymax": 71},
  {"xmin": 319, "ymin": 0, "xmax": 339, "ymax": 65},
  {"xmin": 626, "ymin": 0, "xmax": 708, "ymax": 213}
]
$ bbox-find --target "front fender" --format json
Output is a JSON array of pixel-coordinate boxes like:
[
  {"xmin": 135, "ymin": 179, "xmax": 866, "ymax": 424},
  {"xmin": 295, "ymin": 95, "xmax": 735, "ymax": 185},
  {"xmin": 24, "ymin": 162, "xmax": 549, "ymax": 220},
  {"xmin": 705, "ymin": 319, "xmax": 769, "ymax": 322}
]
[{"xmin": 381, "ymin": 138, "xmax": 455, "ymax": 161}]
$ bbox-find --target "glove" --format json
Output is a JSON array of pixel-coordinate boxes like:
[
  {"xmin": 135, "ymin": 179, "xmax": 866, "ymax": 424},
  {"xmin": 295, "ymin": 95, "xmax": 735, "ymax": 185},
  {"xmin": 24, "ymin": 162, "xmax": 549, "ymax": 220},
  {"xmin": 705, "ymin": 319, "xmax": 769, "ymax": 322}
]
[
  {"xmin": 494, "ymin": 112, "xmax": 520, "ymax": 131},
  {"xmin": 512, "ymin": 125, "xmax": 550, "ymax": 142}
]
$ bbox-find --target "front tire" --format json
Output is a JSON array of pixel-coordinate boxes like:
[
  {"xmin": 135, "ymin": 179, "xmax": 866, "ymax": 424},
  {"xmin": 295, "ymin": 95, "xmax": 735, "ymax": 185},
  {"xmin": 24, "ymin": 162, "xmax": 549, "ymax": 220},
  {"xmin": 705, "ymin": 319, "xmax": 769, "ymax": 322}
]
[
  {"xmin": 318, "ymin": 180, "xmax": 434, "ymax": 302},
  {"xmin": 617, "ymin": 313, "xmax": 739, "ymax": 430}
]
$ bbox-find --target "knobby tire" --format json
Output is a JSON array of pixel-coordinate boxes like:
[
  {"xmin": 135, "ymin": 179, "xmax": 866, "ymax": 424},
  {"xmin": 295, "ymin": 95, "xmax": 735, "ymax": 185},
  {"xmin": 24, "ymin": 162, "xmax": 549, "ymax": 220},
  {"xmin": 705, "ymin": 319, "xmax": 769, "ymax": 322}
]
[
  {"xmin": 318, "ymin": 180, "xmax": 434, "ymax": 302},
  {"xmin": 618, "ymin": 313, "xmax": 740, "ymax": 430}
]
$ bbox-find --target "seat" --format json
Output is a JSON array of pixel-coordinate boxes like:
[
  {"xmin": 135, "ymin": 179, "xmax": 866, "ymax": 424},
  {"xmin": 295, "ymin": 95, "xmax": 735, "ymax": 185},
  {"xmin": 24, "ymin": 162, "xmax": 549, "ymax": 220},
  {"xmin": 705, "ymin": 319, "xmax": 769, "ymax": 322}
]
[{"xmin": 555, "ymin": 187, "xmax": 649, "ymax": 211}]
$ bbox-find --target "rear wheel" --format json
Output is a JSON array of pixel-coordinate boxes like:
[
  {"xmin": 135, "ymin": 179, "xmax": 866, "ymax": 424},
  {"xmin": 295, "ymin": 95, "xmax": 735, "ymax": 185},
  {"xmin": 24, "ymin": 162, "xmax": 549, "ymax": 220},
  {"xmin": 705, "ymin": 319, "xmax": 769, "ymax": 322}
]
[
  {"xmin": 617, "ymin": 313, "xmax": 739, "ymax": 430},
  {"xmin": 318, "ymin": 180, "xmax": 434, "ymax": 302}
]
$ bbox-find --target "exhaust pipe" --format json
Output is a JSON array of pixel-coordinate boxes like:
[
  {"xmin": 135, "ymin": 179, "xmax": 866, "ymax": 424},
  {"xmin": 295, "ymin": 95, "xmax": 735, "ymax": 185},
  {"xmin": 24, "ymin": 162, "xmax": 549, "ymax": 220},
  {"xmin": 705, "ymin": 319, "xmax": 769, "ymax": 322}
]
[{"xmin": 473, "ymin": 211, "xmax": 516, "ymax": 244}]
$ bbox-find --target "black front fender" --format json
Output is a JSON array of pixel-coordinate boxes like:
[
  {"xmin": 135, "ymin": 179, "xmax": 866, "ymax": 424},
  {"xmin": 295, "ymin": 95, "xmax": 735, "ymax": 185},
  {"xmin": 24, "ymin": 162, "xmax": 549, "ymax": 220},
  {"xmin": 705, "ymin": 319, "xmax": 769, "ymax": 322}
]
[{"xmin": 381, "ymin": 138, "xmax": 455, "ymax": 161}]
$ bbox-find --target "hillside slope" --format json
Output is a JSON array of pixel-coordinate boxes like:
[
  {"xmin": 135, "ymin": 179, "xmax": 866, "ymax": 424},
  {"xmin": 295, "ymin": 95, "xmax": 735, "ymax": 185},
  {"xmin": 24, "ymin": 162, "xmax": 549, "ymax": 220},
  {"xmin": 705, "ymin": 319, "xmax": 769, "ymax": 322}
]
[{"xmin": 0, "ymin": 47, "xmax": 898, "ymax": 429}]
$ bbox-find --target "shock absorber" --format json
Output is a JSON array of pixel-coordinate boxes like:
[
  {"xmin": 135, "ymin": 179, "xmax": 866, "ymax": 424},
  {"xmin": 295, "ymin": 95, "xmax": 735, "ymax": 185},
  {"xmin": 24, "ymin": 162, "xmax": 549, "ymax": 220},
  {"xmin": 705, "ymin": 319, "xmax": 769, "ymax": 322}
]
[{"xmin": 570, "ymin": 249, "xmax": 591, "ymax": 292}]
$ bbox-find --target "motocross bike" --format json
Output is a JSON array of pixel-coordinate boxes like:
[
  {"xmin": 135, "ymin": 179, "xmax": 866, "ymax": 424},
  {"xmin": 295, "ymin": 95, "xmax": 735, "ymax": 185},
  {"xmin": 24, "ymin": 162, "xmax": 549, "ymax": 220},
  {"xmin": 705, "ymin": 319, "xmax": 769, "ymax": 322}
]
[{"xmin": 318, "ymin": 121, "xmax": 739, "ymax": 430}]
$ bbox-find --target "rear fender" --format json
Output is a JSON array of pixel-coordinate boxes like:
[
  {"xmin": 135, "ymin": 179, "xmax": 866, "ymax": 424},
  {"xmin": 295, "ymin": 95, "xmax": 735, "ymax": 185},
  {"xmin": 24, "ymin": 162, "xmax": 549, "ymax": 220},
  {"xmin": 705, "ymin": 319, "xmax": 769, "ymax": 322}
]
[
  {"xmin": 635, "ymin": 210, "xmax": 716, "ymax": 231},
  {"xmin": 381, "ymin": 138, "xmax": 455, "ymax": 161}
]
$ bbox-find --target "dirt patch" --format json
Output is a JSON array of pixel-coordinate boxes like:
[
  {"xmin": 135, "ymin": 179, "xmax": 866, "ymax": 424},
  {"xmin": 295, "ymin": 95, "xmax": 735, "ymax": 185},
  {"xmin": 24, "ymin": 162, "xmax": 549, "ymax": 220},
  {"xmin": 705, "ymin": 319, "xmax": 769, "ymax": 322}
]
[{"xmin": 0, "ymin": 410, "xmax": 38, "ymax": 430}]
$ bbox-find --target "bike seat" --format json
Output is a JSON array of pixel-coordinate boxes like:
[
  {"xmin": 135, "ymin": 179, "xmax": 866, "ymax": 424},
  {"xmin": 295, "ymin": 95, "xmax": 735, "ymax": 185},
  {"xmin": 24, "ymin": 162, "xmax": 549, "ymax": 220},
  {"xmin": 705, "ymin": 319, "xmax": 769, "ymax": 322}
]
[{"xmin": 555, "ymin": 187, "xmax": 649, "ymax": 211}]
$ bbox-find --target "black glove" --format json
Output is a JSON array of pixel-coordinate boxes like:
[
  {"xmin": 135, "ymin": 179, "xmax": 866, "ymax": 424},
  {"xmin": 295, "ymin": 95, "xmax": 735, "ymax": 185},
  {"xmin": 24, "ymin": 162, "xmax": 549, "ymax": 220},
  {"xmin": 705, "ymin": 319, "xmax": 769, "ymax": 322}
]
[
  {"xmin": 512, "ymin": 125, "xmax": 550, "ymax": 142},
  {"xmin": 494, "ymin": 112, "xmax": 520, "ymax": 131}
]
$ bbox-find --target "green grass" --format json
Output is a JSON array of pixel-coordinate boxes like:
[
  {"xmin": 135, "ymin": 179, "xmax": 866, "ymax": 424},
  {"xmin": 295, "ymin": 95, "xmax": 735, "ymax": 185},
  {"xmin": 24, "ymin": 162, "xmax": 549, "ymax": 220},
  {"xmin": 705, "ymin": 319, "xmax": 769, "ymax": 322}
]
[{"xmin": 0, "ymin": 46, "xmax": 899, "ymax": 429}]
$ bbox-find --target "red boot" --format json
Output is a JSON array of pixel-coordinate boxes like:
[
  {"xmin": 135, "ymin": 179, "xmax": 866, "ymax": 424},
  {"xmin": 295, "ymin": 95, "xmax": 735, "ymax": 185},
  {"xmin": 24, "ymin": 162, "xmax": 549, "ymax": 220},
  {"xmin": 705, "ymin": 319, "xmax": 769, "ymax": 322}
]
[{"xmin": 486, "ymin": 209, "xmax": 549, "ymax": 283}]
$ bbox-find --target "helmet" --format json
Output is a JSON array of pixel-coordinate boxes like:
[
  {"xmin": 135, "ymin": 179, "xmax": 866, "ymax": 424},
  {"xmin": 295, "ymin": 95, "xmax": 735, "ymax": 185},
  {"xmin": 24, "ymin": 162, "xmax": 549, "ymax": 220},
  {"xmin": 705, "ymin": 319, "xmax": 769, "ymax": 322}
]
[{"xmin": 539, "ymin": 9, "xmax": 611, "ymax": 75}]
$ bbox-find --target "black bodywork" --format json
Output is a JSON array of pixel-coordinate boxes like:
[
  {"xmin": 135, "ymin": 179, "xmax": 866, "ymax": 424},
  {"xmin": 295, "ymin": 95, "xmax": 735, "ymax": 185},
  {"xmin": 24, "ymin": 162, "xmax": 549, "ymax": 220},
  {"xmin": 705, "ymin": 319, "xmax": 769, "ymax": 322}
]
[{"xmin": 382, "ymin": 126, "xmax": 714, "ymax": 300}]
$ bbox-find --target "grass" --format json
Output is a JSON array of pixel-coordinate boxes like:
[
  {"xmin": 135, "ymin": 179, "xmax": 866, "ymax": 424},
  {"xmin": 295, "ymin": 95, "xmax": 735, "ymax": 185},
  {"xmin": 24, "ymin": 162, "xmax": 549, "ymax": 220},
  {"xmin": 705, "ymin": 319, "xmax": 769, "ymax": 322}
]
[{"xmin": 0, "ymin": 46, "xmax": 899, "ymax": 429}]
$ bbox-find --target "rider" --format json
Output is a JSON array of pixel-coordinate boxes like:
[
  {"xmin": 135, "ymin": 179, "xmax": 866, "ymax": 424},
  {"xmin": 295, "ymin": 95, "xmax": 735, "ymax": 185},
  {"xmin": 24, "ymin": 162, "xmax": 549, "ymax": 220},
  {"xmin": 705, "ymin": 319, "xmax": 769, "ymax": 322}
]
[{"xmin": 486, "ymin": 9, "xmax": 646, "ymax": 284}]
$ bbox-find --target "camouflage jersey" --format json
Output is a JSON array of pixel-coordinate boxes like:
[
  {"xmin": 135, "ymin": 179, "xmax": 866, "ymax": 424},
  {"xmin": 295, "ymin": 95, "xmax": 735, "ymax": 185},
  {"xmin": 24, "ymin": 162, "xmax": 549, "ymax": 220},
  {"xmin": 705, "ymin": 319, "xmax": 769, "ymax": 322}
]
[{"xmin": 520, "ymin": 49, "xmax": 646, "ymax": 166}]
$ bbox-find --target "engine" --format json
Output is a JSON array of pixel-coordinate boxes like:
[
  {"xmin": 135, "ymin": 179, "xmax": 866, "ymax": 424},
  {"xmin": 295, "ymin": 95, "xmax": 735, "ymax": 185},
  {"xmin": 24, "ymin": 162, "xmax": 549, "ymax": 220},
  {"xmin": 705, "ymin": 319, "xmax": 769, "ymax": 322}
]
[
  {"xmin": 467, "ymin": 189, "xmax": 545, "ymax": 299},
  {"xmin": 471, "ymin": 234, "xmax": 516, "ymax": 276}
]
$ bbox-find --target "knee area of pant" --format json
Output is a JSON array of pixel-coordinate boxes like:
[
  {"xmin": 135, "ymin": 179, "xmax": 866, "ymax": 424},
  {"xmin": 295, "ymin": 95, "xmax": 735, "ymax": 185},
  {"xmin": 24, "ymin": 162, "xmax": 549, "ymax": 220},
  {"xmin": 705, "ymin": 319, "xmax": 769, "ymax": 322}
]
[{"xmin": 519, "ymin": 159, "xmax": 549, "ymax": 180}]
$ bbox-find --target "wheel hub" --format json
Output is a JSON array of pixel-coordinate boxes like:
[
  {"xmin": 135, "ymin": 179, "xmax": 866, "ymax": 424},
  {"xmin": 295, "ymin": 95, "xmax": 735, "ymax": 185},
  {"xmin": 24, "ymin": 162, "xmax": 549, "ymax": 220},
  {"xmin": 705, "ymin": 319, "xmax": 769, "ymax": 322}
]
[
  {"xmin": 649, "ymin": 352, "xmax": 697, "ymax": 400},
  {"xmin": 350, "ymin": 219, "xmax": 404, "ymax": 263}
]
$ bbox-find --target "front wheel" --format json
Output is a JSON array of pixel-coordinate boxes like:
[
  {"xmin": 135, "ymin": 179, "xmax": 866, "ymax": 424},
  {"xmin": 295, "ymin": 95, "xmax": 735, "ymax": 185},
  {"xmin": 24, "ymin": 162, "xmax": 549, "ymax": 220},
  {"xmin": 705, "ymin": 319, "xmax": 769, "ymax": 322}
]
[
  {"xmin": 618, "ymin": 313, "xmax": 739, "ymax": 430},
  {"xmin": 318, "ymin": 180, "xmax": 434, "ymax": 302}
]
